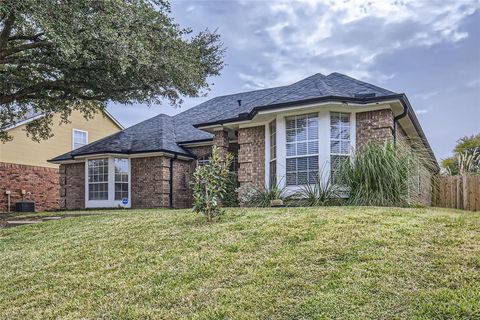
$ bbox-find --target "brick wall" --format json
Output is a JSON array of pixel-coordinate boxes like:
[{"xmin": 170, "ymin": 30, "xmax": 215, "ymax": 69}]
[
  {"xmin": 0, "ymin": 162, "xmax": 60, "ymax": 212},
  {"xmin": 60, "ymin": 163, "xmax": 85, "ymax": 210},
  {"xmin": 131, "ymin": 156, "xmax": 170, "ymax": 208},
  {"xmin": 172, "ymin": 158, "xmax": 194, "ymax": 208},
  {"xmin": 238, "ymin": 126, "xmax": 265, "ymax": 189},
  {"xmin": 356, "ymin": 109, "xmax": 394, "ymax": 150}
]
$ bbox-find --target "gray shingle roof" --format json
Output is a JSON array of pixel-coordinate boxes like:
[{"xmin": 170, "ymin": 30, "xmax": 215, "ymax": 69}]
[{"xmin": 50, "ymin": 72, "xmax": 398, "ymax": 161}]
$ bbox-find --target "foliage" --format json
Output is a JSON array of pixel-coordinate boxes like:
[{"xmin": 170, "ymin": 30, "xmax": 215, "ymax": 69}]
[
  {"xmin": 295, "ymin": 165, "xmax": 338, "ymax": 206},
  {"xmin": 192, "ymin": 146, "xmax": 233, "ymax": 221},
  {"xmin": 0, "ymin": 0, "xmax": 224, "ymax": 142},
  {"xmin": 442, "ymin": 133, "xmax": 480, "ymax": 175},
  {"xmin": 239, "ymin": 182, "xmax": 287, "ymax": 207},
  {"xmin": 337, "ymin": 141, "xmax": 434, "ymax": 207},
  {"xmin": 222, "ymin": 172, "xmax": 239, "ymax": 207}
]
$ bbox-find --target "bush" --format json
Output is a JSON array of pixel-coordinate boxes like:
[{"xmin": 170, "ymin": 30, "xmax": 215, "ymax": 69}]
[
  {"xmin": 337, "ymin": 141, "xmax": 433, "ymax": 207},
  {"xmin": 192, "ymin": 146, "xmax": 233, "ymax": 221},
  {"xmin": 295, "ymin": 165, "xmax": 338, "ymax": 206},
  {"xmin": 222, "ymin": 172, "xmax": 239, "ymax": 207},
  {"xmin": 239, "ymin": 182, "xmax": 287, "ymax": 207}
]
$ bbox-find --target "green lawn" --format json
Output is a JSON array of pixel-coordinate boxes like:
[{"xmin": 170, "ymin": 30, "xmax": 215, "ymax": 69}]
[{"xmin": 0, "ymin": 207, "xmax": 479, "ymax": 319}]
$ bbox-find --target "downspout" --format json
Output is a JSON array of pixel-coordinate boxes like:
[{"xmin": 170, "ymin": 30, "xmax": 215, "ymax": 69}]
[
  {"xmin": 393, "ymin": 98, "xmax": 408, "ymax": 145},
  {"xmin": 169, "ymin": 155, "xmax": 177, "ymax": 208}
]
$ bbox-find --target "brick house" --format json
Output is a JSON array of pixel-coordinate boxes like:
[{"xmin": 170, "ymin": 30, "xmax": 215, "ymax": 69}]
[{"xmin": 49, "ymin": 73, "xmax": 437, "ymax": 209}]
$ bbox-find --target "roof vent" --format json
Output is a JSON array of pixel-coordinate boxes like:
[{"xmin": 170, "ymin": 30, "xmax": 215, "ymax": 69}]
[
  {"xmin": 354, "ymin": 93, "xmax": 376, "ymax": 98},
  {"xmin": 237, "ymin": 99, "xmax": 242, "ymax": 106}
]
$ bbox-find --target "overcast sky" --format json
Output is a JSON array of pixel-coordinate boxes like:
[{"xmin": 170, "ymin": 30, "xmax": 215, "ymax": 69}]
[{"xmin": 107, "ymin": 0, "xmax": 480, "ymax": 162}]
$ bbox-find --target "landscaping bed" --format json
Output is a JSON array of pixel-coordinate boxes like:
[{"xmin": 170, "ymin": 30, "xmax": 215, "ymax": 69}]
[{"xmin": 0, "ymin": 207, "xmax": 479, "ymax": 319}]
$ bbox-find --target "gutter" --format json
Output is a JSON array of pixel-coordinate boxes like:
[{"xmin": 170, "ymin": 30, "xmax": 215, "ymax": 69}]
[{"xmin": 169, "ymin": 154, "xmax": 177, "ymax": 208}]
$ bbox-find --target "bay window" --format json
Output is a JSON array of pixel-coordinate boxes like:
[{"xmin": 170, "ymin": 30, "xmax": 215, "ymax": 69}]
[
  {"xmin": 285, "ymin": 113, "xmax": 319, "ymax": 186},
  {"xmin": 88, "ymin": 159, "xmax": 108, "ymax": 200},
  {"xmin": 269, "ymin": 120, "xmax": 277, "ymax": 186},
  {"xmin": 330, "ymin": 112, "xmax": 351, "ymax": 182},
  {"xmin": 86, "ymin": 157, "xmax": 130, "ymax": 207}
]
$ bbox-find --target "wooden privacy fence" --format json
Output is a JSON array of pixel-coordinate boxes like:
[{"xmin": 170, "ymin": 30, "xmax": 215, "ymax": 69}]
[{"xmin": 432, "ymin": 175, "xmax": 480, "ymax": 211}]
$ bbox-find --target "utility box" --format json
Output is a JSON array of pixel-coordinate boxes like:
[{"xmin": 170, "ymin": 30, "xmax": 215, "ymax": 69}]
[{"xmin": 15, "ymin": 201, "xmax": 35, "ymax": 212}]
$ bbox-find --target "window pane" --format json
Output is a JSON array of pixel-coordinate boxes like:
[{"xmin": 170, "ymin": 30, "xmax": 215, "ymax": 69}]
[
  {"xmin": 297, "ymin": 157, "xmax": 307, "ymax": 171},
  {"xmin": 286, "ymin": 158, "xmax": 296, "ymax": 172},
  {"xmin": 330, "ymin": 126, "xmax": 340, "ymax": 139},
  {"xmin": 331, "ymin": 140, "xmax": 340, "ymax": 153},
  {"xmin": 285, "ymin": 113, "xmax": 319, "ymax": 186},
  {"xmin": 308, "ymin": 141, "xmax": 318, "ymax": 154},
  {"xmin": 296, "ymin": 127, "xmax": 307, "ymax": 141},
  {"xmin": 286, "ymin": 129, "xmax": 296, "ymax": 142},
  {"xmin": 287, "ymin": 143, "xmax": 296, "ymax": 156},
  {"xmin": 286, "ymin": 173, "xmax": 296, "ymax": 186}
]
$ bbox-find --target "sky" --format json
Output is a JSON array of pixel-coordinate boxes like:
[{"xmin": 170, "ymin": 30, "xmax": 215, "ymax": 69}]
[{"xmin": 107, "ymin": 0, "xmax": 480, "ymax": 162}]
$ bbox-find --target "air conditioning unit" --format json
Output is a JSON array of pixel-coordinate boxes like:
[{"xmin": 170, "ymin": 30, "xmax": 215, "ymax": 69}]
[{"xmin": 15, "ymin": 201, "xmax": 35, "ymax": 212}]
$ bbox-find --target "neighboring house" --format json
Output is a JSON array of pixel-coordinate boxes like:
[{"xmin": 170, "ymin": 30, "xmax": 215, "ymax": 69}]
[
  {"xmin": 0, "ymin": 109, "xmax": 123, "ymax": 212},
  {"xmin": 50, "ymin": 73, "xmax": 438, "ymax": 210}
]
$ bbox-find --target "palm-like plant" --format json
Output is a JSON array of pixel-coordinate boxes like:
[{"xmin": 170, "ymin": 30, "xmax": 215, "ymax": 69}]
[{"xmin": 296, "ymin": 165, "xmax": 338, "ymax": 206}]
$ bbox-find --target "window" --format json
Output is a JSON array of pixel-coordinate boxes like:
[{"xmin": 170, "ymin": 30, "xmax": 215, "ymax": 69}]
[
  {"xmin": 330, "ymin": 112, "xmax": 351, "ymax": 182},
  {"xmin": 285, "ymin": 113, "xmax": 319, "ymax": 185},
  {"xmin": 269, "ymin": 120, "xmax": 277, "ymax": 186},
  {"xmin": 197, "ymin": 154, "xmax": 211, "ymax": 166},
  {"xmin": 114, "ymin": 158, "xmax": 129, "ymax": 201},
  {"xmin": 73, "ymin": 129, "xmax": 88, "ymax": 149},
  {"xmin": 88, "ymin": 159, "xmax": 108, "ymax": 200}
]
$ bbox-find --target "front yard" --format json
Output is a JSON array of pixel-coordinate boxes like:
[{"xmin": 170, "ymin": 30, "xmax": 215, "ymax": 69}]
[{"xmin": 0, "ymin": 207, "xmax": 479, "ymax": 319}]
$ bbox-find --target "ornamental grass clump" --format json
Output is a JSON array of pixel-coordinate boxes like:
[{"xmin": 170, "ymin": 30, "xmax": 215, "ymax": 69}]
[
  {"xmin": 338, "ymin": 141, "xmax": 434, "ymax": 207},
  {"xmin": 192, "ymin": 146, "xmax": 233, "ymax": 221}
]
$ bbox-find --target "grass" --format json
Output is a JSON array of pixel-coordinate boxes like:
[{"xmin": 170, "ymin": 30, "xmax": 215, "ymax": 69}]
[{"xmin": 0, "ymin": 207, "xmax": 479, "ymax": 319}]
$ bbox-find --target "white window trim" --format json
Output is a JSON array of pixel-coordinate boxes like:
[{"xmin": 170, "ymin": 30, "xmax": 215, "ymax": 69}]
[
  {"xmin": 265, "ymin": 106, "xmax": 357, "ymax": 195},
  {"xmin": 284, "ymin": 113, "xmax": 319, "ymax": 187},
  {"xmin": 84, "ymin": 157, "xmax": 131, "ymax": 208},
  {"xmin": 72, "ymin": 128, "xmax": 88, "ymax": 150}
]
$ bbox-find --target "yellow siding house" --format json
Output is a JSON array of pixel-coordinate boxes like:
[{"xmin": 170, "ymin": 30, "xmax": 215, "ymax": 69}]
[{"xmin": 0, "ymin": 109, "xmax": 123, "ymax": 212}]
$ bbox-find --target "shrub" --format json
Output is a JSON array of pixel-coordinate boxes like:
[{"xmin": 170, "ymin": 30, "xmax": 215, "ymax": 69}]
[
  {"xmin": 222, "ymin": 172, "xmax": 239, "ymax": 207},
  {"xmin": 239, "ymin": 182, "xmax": 287, "ymax": 207},
  {"xmin": 295, "ymin": 165, "xmax": 338, "ymax": 206},
  {"xmin": 337, "ymin": 141, "xmax": 434, "ymax": 207},
  {"xmin": 192, "ymin": 146, "xmax": 233, "ymax": 221}
]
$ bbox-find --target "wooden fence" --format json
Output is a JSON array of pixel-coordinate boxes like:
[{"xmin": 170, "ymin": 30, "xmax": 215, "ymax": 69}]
[{"xmin": 432, "ymin": 175, "xmax": 480, "ymax": 211}]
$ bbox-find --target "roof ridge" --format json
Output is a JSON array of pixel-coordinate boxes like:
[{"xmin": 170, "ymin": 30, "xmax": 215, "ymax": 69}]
[
  {"xmin": 328, "ymin": 72, "xmax": 395, "ymax": 94},
  {"xmin": 266, "ymin": 75, "xmax": 320, "ymax": 105}
]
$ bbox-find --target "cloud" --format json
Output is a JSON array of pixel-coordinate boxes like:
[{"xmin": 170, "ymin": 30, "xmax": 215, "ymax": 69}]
[
  {"xmin": 413, "ymin": 91, "xmax": 439, "ymax": 100},
  {"xmin": 467, "ymin": 77, "xmax": 480, "ymax": 88},
  {"xmin": 232, "ymin": 0, "xmax": 479, "ymax": 88},
  {"xmin": 415, "ymin": 109, "xmax": 429, "ymax": 115}
]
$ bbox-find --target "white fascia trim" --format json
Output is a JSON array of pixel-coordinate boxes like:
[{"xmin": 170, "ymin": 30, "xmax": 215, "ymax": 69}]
[
  {"xmin": 103, "ymin": 109, "xmax": 124, "ymax": 129},
  {"xmin": 5, "ymin": 114, "xmax": 45, "ymax": 131}
]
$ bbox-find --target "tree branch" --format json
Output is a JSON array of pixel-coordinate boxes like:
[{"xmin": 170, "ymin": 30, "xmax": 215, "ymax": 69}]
[
  {"xmin": 0, "ymin": 11, "xmax": 15, "ymax": 51},
  {"xmin": 0, "ymin": 40, "xmax": 53, "ymax": 58},
  {"xmin": 8, "ymin": 32, "xmax": 45, "ymax": 41}
]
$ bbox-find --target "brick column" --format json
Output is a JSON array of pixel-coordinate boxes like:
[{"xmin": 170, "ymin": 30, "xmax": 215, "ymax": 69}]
[
  {"xmin": 213, "ymin": 129, "xmax": 229, "ymax": 158},
  {"xmin": 238, "ymin": 126, "xmax": 265, "ymax": 203},
  {"xmin": 356, "ymin": 109, "xmax": 394, "ymax": 150}
]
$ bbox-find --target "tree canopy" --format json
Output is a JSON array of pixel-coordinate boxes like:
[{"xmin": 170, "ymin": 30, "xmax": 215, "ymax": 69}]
[
  {"xmin": 442, "ymin": 133, "xmax": 480, "ymax": 175},
  {"xmin": 0, "ymin": 0, "xmax": 224, "ymax": 142}
]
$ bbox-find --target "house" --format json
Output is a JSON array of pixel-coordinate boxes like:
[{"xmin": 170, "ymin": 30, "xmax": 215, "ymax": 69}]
[
  {"xmin": 49, "ymin": 73, "xmax": 437, "ymax": 209},
  {"xmin": 0, "ymin": 109, "xmax": 123, "ymax": 212}
]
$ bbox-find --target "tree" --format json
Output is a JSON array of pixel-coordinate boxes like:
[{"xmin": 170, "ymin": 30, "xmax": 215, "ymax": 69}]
[
  {"xmin": 192, "ymin": 146, "xmax": 233, "ymax": 222},
  {"xmin": 442, "ymin": 133, "xmax": 480, "ymax": 175},
  {"xmin": 0, "ymin": 0, "xmax": 224, "ymax": 142}
]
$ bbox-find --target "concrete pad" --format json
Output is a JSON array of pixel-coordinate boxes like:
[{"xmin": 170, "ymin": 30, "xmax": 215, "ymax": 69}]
[
  {"xmin": 6, "ymin": 220, "xmax": 42, "ymax": 226},
  {"xmin": 42, "ymin": 217, "xmax": 63, "ymax": 221}
]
